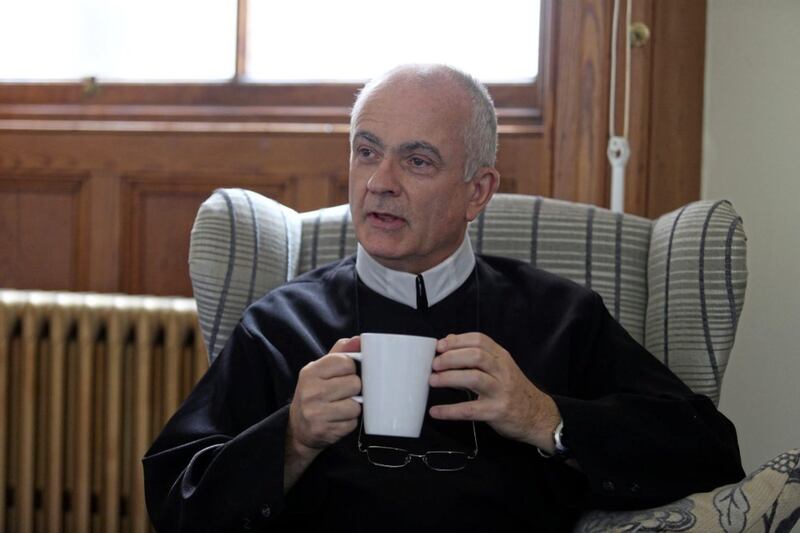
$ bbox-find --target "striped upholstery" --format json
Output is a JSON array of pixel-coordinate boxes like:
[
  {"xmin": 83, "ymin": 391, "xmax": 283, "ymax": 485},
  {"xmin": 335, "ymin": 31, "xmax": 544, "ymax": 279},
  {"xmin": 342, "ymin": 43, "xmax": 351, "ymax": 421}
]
[
  {"xmin": 189, "ymin": 189, "xmax": 302, "ymax": 362},
  {"xmin": 469, "ymin": 195, "xmax": 651, "ymax": 345},
  {"xmin": 189, "ymin": 190, "xmax": 747, "ymax": 407},
  {"xmin": 298, "ymin": 204, "xmax": 358, "ymax": 273},
  {"xmin": 646, "ymin": 200, "xmax": 747, "ymax": 405}
]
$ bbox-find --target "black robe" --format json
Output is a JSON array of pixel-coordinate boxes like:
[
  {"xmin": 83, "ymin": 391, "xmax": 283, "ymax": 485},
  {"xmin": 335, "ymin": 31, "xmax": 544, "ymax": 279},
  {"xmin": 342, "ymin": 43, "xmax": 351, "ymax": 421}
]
[{"xmin": 142, "ymin": 255, "xmax": 744, "ymax": 532}]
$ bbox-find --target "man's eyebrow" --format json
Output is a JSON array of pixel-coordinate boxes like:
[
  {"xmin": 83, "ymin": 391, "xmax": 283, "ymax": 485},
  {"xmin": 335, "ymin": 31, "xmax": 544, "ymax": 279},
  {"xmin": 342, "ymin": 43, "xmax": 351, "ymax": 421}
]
[
  {"xmin": 398, "ymin": 141, "xmax": 444, "ymax": 164},
  {"xmin": 353, "ymin": 131, "xmax": 384, "ymax": 148}
]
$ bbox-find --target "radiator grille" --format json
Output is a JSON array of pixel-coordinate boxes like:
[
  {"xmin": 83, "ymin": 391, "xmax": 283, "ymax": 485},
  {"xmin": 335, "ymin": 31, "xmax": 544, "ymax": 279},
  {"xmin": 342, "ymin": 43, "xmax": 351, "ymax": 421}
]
[{"xmin": 0, "ymin": 290, "xmax": 207, "ymax": 533}]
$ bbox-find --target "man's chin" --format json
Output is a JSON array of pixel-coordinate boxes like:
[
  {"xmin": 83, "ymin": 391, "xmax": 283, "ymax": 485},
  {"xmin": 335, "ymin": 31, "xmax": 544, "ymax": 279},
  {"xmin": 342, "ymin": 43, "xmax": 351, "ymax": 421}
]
[
  {"xmin": 358, "ymin": 236, "xmax": 412, "ymax": 264},
  {"xmin": 361, "ymin": 242, "xmax": 405, "ymax": 262}
]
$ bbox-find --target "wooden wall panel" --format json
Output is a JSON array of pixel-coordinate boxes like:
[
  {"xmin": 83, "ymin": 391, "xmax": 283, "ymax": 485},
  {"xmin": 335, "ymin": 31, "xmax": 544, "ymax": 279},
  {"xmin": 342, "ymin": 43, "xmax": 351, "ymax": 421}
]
[
  {"xmin": 120, "ymin": 175, "xmax": 288, "ymax": 296},
  {"xmin": 551, "ymin": 0, "xmax": 612, "ymax": 207},
  {"xmin": 496, "ymin": 134, "xmax": 548, "ymax": 196},
  {"xmin": 0, "ymin": 130, "xmax": 350, "ymax": 177},
  {"xmin": 612, "ymin": 0, "xmax": 656, "ymax": 217},
  {"xmin": 0, "ymin": 175, "xmax": 87, "ymax": 291},
  {"xmin": 647, "ymin": 0, "xmax": 707, "ymax": 217}
]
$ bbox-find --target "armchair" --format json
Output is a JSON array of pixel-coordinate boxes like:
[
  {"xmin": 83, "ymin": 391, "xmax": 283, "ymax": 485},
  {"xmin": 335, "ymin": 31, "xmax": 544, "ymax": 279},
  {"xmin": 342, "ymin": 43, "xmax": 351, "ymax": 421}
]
[{"xmin": 188, "ymin": 189, "xmax": 800, "ymax": 532}]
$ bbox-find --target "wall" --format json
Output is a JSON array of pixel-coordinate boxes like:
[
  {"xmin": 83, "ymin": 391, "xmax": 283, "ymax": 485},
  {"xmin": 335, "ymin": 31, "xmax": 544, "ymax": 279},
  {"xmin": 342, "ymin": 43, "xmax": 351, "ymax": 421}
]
[{"xmin": 703, "ymin": 0, "xmax": 800, "ymax": 471}]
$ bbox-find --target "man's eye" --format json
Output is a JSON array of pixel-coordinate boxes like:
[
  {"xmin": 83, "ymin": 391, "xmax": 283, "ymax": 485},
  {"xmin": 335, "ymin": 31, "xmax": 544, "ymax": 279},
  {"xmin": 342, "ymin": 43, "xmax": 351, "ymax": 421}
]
[
  {"xmin": 409, "ymin": 157, "xmax": 430, "ymax": 167},
  {"xmin": 358, "ymin": 148, "xmax": 373, "ymax": 158}
]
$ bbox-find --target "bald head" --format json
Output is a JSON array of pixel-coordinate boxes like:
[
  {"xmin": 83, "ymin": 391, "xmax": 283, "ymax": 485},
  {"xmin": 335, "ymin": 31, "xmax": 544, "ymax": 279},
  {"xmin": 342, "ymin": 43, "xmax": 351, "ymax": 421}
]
[{"xmin": 350, "ymin": 64, "xmax": 498, "ymax": 181}]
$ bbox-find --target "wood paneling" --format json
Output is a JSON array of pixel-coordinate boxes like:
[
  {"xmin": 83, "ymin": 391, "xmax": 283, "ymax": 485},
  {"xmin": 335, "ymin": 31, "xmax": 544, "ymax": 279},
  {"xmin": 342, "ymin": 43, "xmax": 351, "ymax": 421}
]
[
  {"xmin": 620, "ymin": 0, "xmax": 656, "ymax": 217},
  {"xmin": 0, "ymin": 175, "xmax": 87, "ymax": 291},
  {"xmin": 647, "ymin": 0, "xmax": 707, "ymax": 217},
  {"xmin": 120, "ymin": 174, "xmax": 287, "ymax": 296},
  {"xmin": 0, "ymin": 126, "xmax": 547, "ymax": 296},
  {"xmin": 496, "ymin": 134, "xmax": 548, "ymax": 196},
  {"xmin": 0, "ymin": 0, "xmax": 708, "ymax": 297},
  {"xmin": 0, "ymin": 80, "xmax": 541, "ymax": 110},
  {"xmin": 552, "ymin": 0, "xmax": 613, "ymax": 207}
]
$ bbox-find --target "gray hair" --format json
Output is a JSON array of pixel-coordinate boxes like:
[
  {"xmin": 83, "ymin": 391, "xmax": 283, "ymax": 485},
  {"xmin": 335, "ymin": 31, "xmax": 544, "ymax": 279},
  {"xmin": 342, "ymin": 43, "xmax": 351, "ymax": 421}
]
[{"xmin": 350, "ymin": 64, "xmax": 498, "ymax": 181}]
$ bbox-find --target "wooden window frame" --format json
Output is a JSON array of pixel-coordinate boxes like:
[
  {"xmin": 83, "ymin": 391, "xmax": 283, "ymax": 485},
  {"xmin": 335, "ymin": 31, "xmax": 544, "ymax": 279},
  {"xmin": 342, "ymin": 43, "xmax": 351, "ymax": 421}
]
[{"xmin": 0, "ymin": 2, "xmax": 550, "ymax": 129}]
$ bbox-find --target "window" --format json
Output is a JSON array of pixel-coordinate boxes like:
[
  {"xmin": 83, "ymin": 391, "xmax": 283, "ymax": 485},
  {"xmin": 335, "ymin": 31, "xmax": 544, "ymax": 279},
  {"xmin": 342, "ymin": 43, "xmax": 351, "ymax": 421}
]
[
  {"xmin": 0, "ymin": 0, "xmax": 546, "ymax": 124},
  {"xmin": 0, "ymin": 0, "xmax": 237, "ymax": 81},
  {"xmin": 246, "ymin": 0, "xmax": 540, "ymax": 83},
  {"xmin": 1, "ymin": 0, "xmax": 539, "ymax": 84}
]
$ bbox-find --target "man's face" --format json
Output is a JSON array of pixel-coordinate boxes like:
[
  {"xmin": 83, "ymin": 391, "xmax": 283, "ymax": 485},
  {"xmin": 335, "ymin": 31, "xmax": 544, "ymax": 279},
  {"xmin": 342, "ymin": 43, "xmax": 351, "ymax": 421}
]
[{"xmin": 349, "ymin": 79, "xmax": 475, "ymax": 274}]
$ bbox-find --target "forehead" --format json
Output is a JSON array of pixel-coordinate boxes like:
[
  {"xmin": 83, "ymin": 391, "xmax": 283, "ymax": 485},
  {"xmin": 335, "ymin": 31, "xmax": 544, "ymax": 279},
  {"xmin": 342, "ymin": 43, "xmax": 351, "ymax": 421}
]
[{"xmin": 353, "ymin": 79, "xmax": 470, "ymax": 151}]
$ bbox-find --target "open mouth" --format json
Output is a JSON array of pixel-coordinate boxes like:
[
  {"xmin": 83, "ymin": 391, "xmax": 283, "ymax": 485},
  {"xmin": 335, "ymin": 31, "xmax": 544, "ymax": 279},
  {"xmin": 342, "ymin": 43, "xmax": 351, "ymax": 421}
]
[
  {"xmin": 367, "ymin": 211, "xmax": 406, "ymax": 228},
  {"xmin": 371, "ymin": 212, "xmax": 403, "ymax": 222}
]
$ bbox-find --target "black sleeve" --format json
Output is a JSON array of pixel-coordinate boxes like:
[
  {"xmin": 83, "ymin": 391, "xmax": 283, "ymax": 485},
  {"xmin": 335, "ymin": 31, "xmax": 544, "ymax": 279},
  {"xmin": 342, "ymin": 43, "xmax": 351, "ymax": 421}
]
[
  {"xmin": 551, "ymin": 292, "xmax": 745, "ymax": 510},
  {"xmin": 141, "ymin": 322, "xmax": 310, "ymax": 532}
]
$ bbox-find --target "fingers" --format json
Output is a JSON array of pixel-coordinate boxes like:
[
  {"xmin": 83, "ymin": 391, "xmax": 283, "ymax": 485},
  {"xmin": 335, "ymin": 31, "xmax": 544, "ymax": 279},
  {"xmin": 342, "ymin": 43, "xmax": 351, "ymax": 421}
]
[
  {"xmin": 436, "ymin": 332, "xmax": 493, "ymax": 353},
  {"xmin": 429, "ymin": 369, "xmax": 496, "ymax": 396},
  {"xmin": 434, "ymin": 333, "xmax": 504, "ymax": 373},
  {"xmin": 432, "ymin": 347, "xmax": 497, "ymax": 374},
  {"xmin": 429, "ymin": 400, "xmax": 490, "ymax": 421},
  {"xmin": 290, "ymin": 376, "xmax": 361, "ymax": 451},
  {"xmin": 323, "ymin": 374, "xmax": 362, "ymax": 402},
  {"xmin": 326, "ymin": 418, "xmax": 359, "ymax": 439},
  {"xmin": 313, "ymin": 353, "xmax": 358, "ymax": 379},
  {"xmin": 289, "ymin": 337, "xmax": 365, "ymax": 452},
  {"xmin": 295, "ymin": 369, "xmax": 361, "ymax": 402},
  {"xmin": 293, "ymin": 395, "xmax": 361, "ymax": 424},
  {"xmin": 312, "ymin": 336, "xmax": 362, "ymax": 379},
  {"xmin": 327, "ymin": 397, "xmax": 362, "ymax": 422},
  {"xmin": 330, "ymin": 335, "xmax": 361, "ymax": 354}
]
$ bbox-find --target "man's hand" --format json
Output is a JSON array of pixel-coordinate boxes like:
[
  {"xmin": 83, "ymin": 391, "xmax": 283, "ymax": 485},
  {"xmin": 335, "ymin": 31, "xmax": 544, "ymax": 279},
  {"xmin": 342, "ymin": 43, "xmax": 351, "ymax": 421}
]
[
  {"xmin": 428, "ymin": 333, "xmax": 561, "ymax": 453},
  {"xmin": 285, "ymin": 336, "xmax": 362, "ymax": 491}
]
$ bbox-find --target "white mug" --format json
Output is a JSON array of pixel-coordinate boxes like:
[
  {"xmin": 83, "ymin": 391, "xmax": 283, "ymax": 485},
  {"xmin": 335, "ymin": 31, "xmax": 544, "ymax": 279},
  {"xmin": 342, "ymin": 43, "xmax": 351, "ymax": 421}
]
[{"xmin": 346, "ymin": 332, "xmax": 437, "ymax": 438}]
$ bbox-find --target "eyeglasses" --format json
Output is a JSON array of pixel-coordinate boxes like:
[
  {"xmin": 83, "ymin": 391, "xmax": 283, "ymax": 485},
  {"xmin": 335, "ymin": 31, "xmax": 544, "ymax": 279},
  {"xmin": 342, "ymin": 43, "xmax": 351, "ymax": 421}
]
[{"xmin": 357, "ymin": 416, "xmax": 478, "ymax": 472}]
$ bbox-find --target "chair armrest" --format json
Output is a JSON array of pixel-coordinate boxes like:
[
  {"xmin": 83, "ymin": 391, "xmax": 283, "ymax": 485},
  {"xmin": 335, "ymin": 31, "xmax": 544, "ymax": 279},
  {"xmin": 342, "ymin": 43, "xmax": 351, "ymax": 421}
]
[{"xmin": 574, "ymin": 449, "xmax": 800, "ymax": 532}]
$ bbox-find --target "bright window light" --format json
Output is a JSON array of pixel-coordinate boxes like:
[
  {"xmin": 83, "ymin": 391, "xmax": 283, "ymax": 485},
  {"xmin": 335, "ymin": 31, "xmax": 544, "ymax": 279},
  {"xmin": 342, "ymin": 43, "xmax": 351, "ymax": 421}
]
[
  {"xmin": 246, "ymin": 0, "xmax": 540, "ymax": 83},
  {"xmin": 0, "ymin": 0, "xmax": 237, "ymax": 82}
]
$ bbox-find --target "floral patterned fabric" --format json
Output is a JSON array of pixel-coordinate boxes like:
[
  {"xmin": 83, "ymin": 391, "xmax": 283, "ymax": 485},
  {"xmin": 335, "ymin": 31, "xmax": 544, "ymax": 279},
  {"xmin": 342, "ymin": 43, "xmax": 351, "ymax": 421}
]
[{"xmin": 575, "ymin": 449, "xmax": 800, "ymax": 532}]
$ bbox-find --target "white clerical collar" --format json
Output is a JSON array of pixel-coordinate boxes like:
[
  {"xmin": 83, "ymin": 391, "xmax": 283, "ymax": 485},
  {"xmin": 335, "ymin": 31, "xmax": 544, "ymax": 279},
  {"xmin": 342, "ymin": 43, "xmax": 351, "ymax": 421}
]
[{"xmin": 355, "ymin": 234, "xmax": 476, "ymax": 310}]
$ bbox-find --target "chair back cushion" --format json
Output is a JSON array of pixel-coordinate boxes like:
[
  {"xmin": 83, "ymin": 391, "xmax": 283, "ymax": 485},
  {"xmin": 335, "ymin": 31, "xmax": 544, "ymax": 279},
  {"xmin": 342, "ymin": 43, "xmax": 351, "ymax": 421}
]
[{"xmin": 190, "ymin": 190, "xmax": 746, "ymax": 405}]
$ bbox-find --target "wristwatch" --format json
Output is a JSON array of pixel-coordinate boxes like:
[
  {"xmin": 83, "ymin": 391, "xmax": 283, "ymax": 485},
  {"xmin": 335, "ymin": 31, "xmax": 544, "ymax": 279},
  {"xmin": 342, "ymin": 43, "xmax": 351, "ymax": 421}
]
[
  {"xmin": 536, "ymin": 419, "xmax": 570, "ymax": 459},
  {"xmin": 553, "ymin": 420, "xmax": 569, "ymax": 456}
]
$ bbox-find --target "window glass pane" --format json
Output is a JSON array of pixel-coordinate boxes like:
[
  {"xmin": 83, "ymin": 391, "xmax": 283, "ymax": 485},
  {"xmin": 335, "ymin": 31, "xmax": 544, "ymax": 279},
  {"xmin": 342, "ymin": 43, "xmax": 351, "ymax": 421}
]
[
  {"xmin": 246, "ymin": 0, "xmax": 540, "ymax": 83},
  {"xmin": 0, "ymin": 0, "xmax": 236, "ymax": 81}
]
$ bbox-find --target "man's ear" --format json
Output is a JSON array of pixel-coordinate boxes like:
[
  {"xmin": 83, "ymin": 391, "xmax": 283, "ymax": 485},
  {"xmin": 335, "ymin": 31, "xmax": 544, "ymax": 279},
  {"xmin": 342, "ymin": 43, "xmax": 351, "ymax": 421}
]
[{"xmin": 465, "ymin": 167, "xmax": 500, "ymax": 222}]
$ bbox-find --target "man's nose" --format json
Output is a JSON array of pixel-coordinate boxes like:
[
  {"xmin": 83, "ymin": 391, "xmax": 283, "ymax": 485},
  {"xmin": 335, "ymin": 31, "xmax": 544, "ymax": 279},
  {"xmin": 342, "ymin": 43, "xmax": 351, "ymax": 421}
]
[{"xmin": 366, "ymin": 159, "xmax": 401, "ymax": 195}]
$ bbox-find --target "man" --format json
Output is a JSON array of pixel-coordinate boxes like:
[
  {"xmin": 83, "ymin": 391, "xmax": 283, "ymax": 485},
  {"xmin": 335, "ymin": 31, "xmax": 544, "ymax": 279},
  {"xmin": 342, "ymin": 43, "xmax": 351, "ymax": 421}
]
[{"xmin": 143, "ymin": 65, "xmax": 744, "ymax": 532}]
